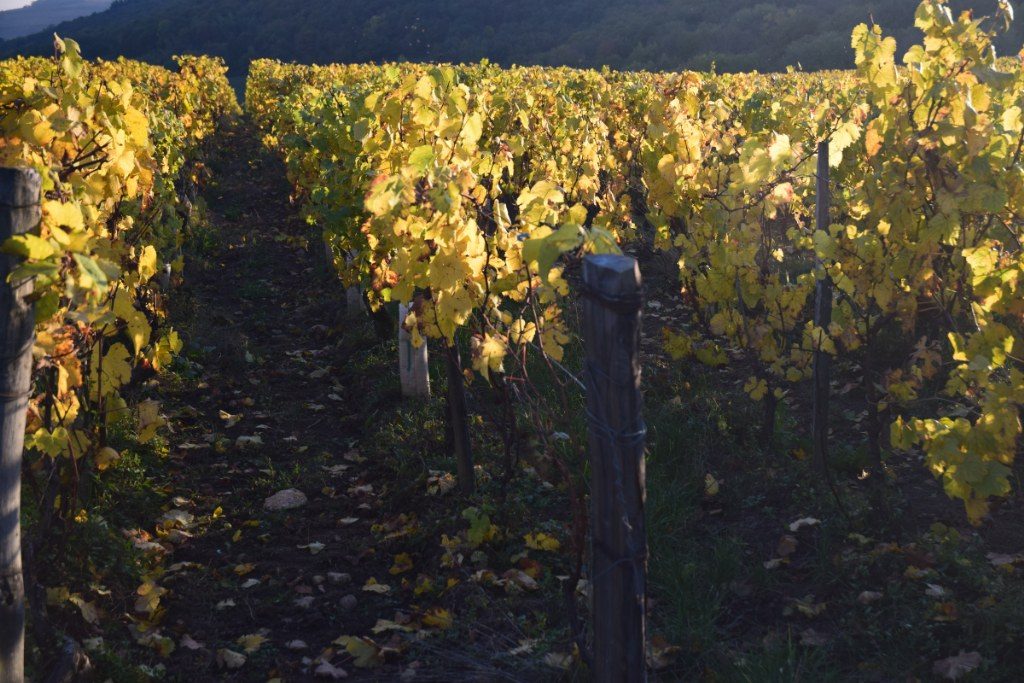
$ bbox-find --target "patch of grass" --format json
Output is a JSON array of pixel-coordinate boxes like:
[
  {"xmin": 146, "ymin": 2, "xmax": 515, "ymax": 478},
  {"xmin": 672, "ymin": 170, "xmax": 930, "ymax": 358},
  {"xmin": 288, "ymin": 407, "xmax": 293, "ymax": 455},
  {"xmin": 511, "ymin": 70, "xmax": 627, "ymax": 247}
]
[
  {"xmin": 726, "ymin": 634, "xmax": 838, "ymax": 683},
  {"xmin": 237, "ymin": 278, "xmax": 273, "ymax": 301},
  {"xmin": 185, "ymin": 219, "xmax": 222, "ymax": 256}
]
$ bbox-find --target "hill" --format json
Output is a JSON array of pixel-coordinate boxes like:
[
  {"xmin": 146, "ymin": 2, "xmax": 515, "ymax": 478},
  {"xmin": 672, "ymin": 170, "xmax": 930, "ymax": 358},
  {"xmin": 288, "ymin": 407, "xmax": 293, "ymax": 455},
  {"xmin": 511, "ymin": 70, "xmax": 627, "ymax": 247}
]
[
  {"xmin": 1, "ymin": 0, "xmax": 1022, "ymax": 74},
  {"xmin": 0, "ymin": 0, "xmax": 111, "ymax": 41}
]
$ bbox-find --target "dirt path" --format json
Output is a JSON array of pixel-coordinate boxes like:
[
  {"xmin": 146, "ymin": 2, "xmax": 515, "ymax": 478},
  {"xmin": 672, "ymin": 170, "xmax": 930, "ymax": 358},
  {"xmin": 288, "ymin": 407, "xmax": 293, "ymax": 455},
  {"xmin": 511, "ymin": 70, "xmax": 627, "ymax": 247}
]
[{"xmin": 150, "ymin": 121, "xmax": 408, "ymax": 681}]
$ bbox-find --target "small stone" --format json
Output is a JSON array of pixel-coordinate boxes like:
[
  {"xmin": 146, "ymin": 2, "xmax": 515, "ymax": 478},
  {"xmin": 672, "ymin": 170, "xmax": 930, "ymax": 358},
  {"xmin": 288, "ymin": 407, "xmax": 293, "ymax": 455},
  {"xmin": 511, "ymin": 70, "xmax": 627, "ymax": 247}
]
[
  {"xmin": 339, "ymin": 594, "xmax": 357, "ymax": 610},
  {"xmin": 264, "ymin": 488, "xmax": 307, "ymax": 511}
]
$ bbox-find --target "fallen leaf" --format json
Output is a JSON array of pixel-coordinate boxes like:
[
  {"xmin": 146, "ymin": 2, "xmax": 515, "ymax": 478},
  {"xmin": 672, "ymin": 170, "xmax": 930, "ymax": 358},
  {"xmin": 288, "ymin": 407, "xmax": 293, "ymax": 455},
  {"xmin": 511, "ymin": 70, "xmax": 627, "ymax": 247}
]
[
  {"xmin": 858, "ymin": 591, "xmax": 883, "ymax": 605},
  {"xmin": 789, "ymin": 517, "xmax": 820, "ymax": 532},
  {"xmin": 219, "ymin": 410, "xmax": 242, "ymax": 428},
  {"xmin": 647, "ymin": 635, "xmax": 681, "ymax": 669},
  {"xmin": 136, "ymin": 631, "xmax": 176, "ymax": 658},
  {"xmin": 799, "ymin": 628, "xmax": 828, "ymax": 646},
  {"xmin": 372, "ymin": 619, "xmax": 415, "ymax": 634},
  {"xmin": 777, "ymin": 535, "xmax": 798, "ymax": 557},
  {"xmin": 421, "ymin": 607, "xmax": 453, "ymax": 630},
  {"xmin": 362, "ymin": 578, "xmax": 391, "ymax": 594},
  {"xmin": 986, "ymin": 552, "xmax": 1024, "ymax": 568},
  {"xmin": 501, "ymin": 569, "xmax": 538, "ymax": 592},
  {"xmin": 158, "ymin": 509, "xmax": 194, "ymax": 528},
  {"xmin": 704, "ymin": 473, "xmax": 720, "ymax": 497},
  {"xmin": 68, "ymin": 594, "xmax": 100, "ymax": 624},
  {"xmin": 314, "ymin": 661, "xmax": 349, "ymax": 679},
  {"xmin": 932, "ymin": 601, "xmax": 959, "ymax": 622},
  {"xmin": 390, "ymin": 553, "xmax": 414, "ymax": 575},
  {"xmin": 237, "ymin": 633, "xmax": 267, "ymax": 653},
  {"xmin": 793, "ymin": 595, "xmax": 826, "ymax": 618},
  {"xmin": 235, "ymin": 435, "xmax": 263, "ymax": 449},
  {"xmin": 524, "ymin": 532, "xmax": 561, "ymax": 552},
  {"xmin": 180, "ymin": 635, "xmax": 204, "ymax": 651},
  {"xmin": 217, "ymin": 648, "xmax": 246, "ymax": 670},
  {"xmin": 933, "ymin": 651, "xmax": 982, "ymax": 680},
  {"xmin": 904, "ymin": 566, "xmax": 932, "ymax": 580},
  {"xmin": 334, "ymin": 636, "xmax": 383, "ymax": 668},
  {"xmin": 543, "ymin": 652, "xmax": 572, "ymax": 670}
]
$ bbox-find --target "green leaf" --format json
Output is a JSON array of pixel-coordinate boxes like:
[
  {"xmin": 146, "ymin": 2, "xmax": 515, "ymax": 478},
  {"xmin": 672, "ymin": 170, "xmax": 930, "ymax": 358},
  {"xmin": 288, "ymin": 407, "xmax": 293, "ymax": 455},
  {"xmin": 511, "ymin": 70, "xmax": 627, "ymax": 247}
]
[
  {"xmin": 408, "ymin": 145, "xmax": 435, "ymax": 173},
  {"xmin": 73, "ymin": 253, "xmax": 109, "ymax": 288}
]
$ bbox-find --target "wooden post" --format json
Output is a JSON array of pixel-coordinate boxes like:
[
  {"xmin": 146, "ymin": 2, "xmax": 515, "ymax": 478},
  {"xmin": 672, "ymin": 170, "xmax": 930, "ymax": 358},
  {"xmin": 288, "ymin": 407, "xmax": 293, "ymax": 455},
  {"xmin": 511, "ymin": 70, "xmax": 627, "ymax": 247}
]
[
  {"xmin": 397, "ymin": 303, "xmax": 430, "ymax": 398},
  {"xmin": 157, "ymin": 263, "xmax": 172, "ymax": 291},
  {"xmin": 0, "ymin": 168, "xmax": 41, "ymax": 683},
  {"xmin": 812, "ymin": 142, "xmax": 832, "ymax": 479},
  {"xmin": 582, "ymin": 254, "xmax": 646, "ymax": 683},
  {"xmin": 444, "ymin": 343, "xmax": 473, "ymax": 495},
  {"xmin": 344, "ymin": 250, "xmax": 363, "ymax": 319},
  {"xmin": 322, "ymin": 231, "xmax": 333, "ymax": 266}
]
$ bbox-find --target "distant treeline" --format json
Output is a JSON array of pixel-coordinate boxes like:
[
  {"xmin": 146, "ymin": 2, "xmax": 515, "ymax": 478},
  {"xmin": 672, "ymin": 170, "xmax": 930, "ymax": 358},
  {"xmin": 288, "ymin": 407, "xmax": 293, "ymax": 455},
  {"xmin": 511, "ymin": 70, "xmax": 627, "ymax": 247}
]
[{"xmin": 2, "ymin": 0, "xmax": 1022, "ymax": 74}]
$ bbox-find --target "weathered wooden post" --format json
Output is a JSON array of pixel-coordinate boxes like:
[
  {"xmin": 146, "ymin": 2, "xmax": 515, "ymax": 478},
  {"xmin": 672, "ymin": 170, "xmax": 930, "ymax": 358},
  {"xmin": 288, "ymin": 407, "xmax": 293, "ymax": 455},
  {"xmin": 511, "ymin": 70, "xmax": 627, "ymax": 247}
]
[
  {"xmin": 0, "ymin": 168, "xmax": 41, "ymax": 683},
  {"xmin": 812, "ymin": 141, "xmax": 832, "ymax": 479},
  {"xmin": 582, "ymin": 253, "xmax": 646, "ymax": 683},
  {"xmin": 344, "ymin": 250, "xmax": 364, "ymax": 319},
  {"xmin": 397, "ymin": 303, "xmax": 430, "ymax": 398},
  {"xmin": 444, "ymin": 343, "xmax": 473, "ymax": 495},
  {"xmin": 157, "ymin": 263, "xmax": 172, "ymax": 291},
  {"xmin": 322, "ymin": 231, "xmax": 333, "ymax": 272}
]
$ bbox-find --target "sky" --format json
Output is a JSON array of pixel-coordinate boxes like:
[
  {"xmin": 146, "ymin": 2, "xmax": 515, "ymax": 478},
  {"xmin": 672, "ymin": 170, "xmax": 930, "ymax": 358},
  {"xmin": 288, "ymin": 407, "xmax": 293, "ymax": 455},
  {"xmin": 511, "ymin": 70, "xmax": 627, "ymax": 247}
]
[{"xmin": 0, "ymin": 0, "xmax": 33, "ymax": 9}]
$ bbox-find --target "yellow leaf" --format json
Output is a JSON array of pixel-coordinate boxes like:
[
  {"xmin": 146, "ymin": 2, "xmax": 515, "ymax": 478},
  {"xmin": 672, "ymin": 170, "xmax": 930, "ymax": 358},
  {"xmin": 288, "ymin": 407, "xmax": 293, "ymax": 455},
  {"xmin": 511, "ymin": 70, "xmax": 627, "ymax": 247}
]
[
  {"xmin": 92, "ymin": 343, "xmax": 132, "ymax": 396},
  {"xmin": 4, "ymin": 234, "xmax": 54, "ymax": 260},
  {"xmin": 138, "ymin": 399, "xmax": 165, "ymax": 443},
  {"xmin": 95, "ymin": 447, "xmax": 120, "ymax": 471},
  {"xmin": 421, "ymin": 607, "xmax": 453, "ymax": 630},
  {"xmin": 333, "ymin": 636, "xmax": 383, "ymax": 668},
  {"xmin": 217, "ymin": 648, "xmax": 246, "ymax": 670},
  {"xmin": 68, "ymin": 594, "xmax": 99, "ymax": 624},
  {"xmin": 524, "ymin": 532, "xmax": 561, "ymax": 552},
  {"xmin": 43, "ymin": 200, "xmax": 84, "ymax": 231},
  {"xmin": 704, "ymin": 473, "xmax": 720, "ymax": 497},
  {"xmin": 362, "ymin": 577, "xmax": 391, "ymax": 594},
  {"xmin": 389, "ymin": 553, "xmax": 414, "ymax": 575},
  {"xmin": 139, "ymin": 245, "xmax": 159, "ymax": 281},
  {"xmin": 236, "ymin": 633, "xmax": 267, "ymax": 653}
]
